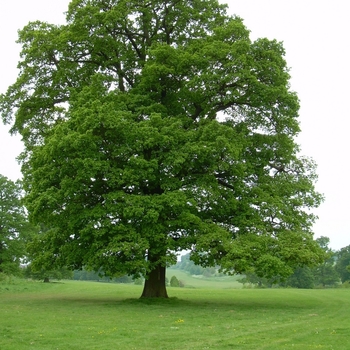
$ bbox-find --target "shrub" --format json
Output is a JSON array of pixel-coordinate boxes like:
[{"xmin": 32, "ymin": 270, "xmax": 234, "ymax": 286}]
[
  {"xmin": 340, "ymin": 281, "xmax": 350, "ymax": 288},
  {"xmin": 170, "ymin": 275, "xmax": 180, "ymax": 287}
]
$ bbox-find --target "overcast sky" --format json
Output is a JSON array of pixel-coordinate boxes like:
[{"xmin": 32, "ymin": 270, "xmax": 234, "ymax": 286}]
[{"xmin": 0, "ymin": 1, "xmax": 348, "ymax": 250}]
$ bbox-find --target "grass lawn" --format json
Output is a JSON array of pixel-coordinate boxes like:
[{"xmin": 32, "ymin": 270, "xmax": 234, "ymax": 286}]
[{"xmin": 0, "ymin": 279, "xmax": 349, "ymax": 349}]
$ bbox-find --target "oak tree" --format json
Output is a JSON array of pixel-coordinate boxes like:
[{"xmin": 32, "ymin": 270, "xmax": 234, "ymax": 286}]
[{"xmin": 0, "ymin": 0, "xmax": 324, "ymax": 297}]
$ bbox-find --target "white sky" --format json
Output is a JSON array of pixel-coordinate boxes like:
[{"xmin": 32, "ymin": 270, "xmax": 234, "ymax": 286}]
[{"xmin": 0, "ymin": 0, "xmax": 349, "ymax": 250}]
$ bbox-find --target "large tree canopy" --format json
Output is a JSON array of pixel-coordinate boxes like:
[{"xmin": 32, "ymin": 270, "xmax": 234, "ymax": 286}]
[{"xmin": 0, "ymin": 0, "xmax": 324, "ymax": 297}]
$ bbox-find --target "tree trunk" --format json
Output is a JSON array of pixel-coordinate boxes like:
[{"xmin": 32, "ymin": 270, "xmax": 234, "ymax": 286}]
[{"xmin": 141, "ymin": 264, "xmax": 168, "ymax": 298}]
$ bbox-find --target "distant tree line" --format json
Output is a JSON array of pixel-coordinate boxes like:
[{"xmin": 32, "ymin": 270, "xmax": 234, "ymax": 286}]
[
  {"xmin": 22, "ymin": 266, "xmax": 139, "ymax": 284},
  {"xmin": 23, "ymin": 265, "xmax": 73, "ymax": 283},
  {"xmin": 239, "ymin": 237, "xmax": 350, "ymax": 289},
  {"xmin": 173, "ymin": 237, "xmax": 350, "ymax": 289},
  {"xmin": 72, "ymin": 269, "xmax": 134, "ymax": 283}
]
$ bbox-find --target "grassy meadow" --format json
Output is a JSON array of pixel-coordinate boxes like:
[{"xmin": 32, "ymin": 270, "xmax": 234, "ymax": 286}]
[
  {"xmin": 166, "ymin": 268, "xmax": 243, "ymax": 289},
  {"xmin": 1, "ymin": 277, "xmax": 349, "ymax": 350}
]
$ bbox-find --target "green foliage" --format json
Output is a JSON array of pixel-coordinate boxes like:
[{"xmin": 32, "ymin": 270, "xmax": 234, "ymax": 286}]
[
  {"xmin": 339, "ymin": 280, "xmax": 350, "ymax": 288},
  {"xmin": 72, "ymin": 269, "xmax": 133, "ymax": 283},
  {"xmin": 1, "ymin": 0, "xmax": 324, "ymax": 296},
  {"xmin": 0, "ymin": 272, "xmax": 13, "ymax": 283},
  {"xmin": 0, "ymin": 175, "xmax": 35, "ymax": 275},
  {"xmin": 238, "ymin": 237, "xmax": 340, "ymax": 289},
  {"xmin": 238, "ymin": 272, "xmax": 276, "ymax": 288},
  {"xmin": 284, "ymin": 237, "xmax": 340, "ymax": 289},
  {"xmin": 287, "ymin": 267, "xmax": 315, "ymax": 289},
  {"xmin": 312, "ymin": 236, "xmax": 340, "ymax": 287},
  {"xmin": 335, "ymin": 245, "xmax": 350, "ymax": 283},
  {"xmin": 133, "ymin": 277, "xmax": 144, "ymax": 285},
  {"xmin": 24, "ymin": 264, "xmax": 73, "ymax": 282},
  {"xmin": 170, "ymin": 275, "xmax": 180, "ymax": 287},
  {"xmin": 174, "ymin": 253, "xmax": 217, "ymax": 277}
]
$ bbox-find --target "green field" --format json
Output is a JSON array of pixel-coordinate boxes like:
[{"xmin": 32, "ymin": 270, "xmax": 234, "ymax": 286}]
[
  {"xmin": 166, "ymin": 268, "xmax": 243, "ymax": 289},
  {"xmin": 1, "ymin": 279, "xmax": 349, "ymax": 350}
]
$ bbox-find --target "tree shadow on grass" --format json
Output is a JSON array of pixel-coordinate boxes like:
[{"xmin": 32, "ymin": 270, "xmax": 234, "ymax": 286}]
[
  {"xmin": 67, "ymin": 294, "xmax": 318, "ymax": 313},
  {"xmin": 38, "ymin": 287, "xmax": 321, "ymax": 312}
]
